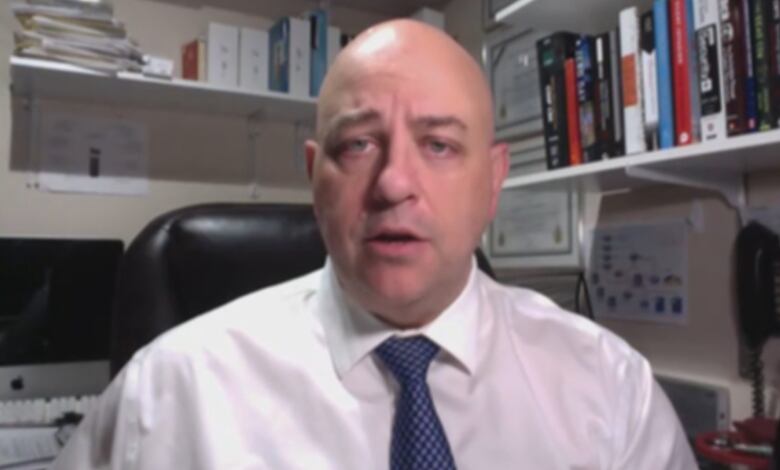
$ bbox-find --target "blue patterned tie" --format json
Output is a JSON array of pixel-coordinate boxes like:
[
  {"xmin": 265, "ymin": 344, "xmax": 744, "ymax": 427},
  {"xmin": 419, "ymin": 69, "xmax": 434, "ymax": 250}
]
[{"xmin": 375, "ymin": 336, "xmax": 457, "ymax": 470}]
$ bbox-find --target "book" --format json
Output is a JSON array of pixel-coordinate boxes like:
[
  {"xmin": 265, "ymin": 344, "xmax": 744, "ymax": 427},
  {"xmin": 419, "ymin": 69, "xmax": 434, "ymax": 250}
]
[
  {"xmin": 641, "ymin": 10, "xmax": 660, "ymax": 149},
  {"xmin": 722, "ymin": 0, "xmax": 750, "ymax": 134},
  {"xmin": 239, "ymin": 27, "xmax": 269, "ymax": 92},
  {"xmin": 206, "ymin": 22, "xmax": 239, "ymax": 88},
  {"xmin": 327, "ymin": 25, "xmax": 341, "ymax": 69},
  {"xmin": 575, "ymin": 35, "xmax": 601, "ymax": 162},
  {"xmin": 620, "ymin": 7, "xmax": 647, "ymax": 155},
  {"xmin": 565, "ymin": 57, "xmax": 583, "ymax": 165},
  {"xmin": 751, "ymin": 0, "xmax": 774, "ymax": 129},
  {"xmin": 181, "ymin": 38, "xmax": 204, "ymax": 80},
  {"xmin": 595, "ymin": 32, "xmax": 616, "ymax": 158},
  {"xmin": 609, "ymin": 28, "xmax": 625, "ymax": 156},
  {"xmin": 655, "ymin": 0, "xmax": 676, "ymax": 148},
  {"xmin": 745, "ymin": 0, "xmax": 760, "ymax": 130},
  {"xmin": 269, "ymin": 16, "xmax": 311, "ymax": 97},
  {"xmin": 671, "ymin": 0, "xmax": 696, "ymax": 145},
  {"xmin": 308, "ymin": 9, "xmax": 328, "ymax": 96},
  {"xmin": 694, "ymin": 0, "xmax": 728, "ymax": 140},
  {"xmin": 767, "ymin": 0, "xmax": 780, "ymax": 127},
  {"xmin": 536, "ymin": 32, "xmax": 578, "ymax": 169},
  {"xmin": 687, "ymin": 0, "xmax": 703, "ymax": 142}
]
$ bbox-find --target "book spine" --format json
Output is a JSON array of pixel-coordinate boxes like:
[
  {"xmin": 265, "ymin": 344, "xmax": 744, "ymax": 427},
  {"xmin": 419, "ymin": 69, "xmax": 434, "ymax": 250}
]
[
  {"xmin": 722, "ymin": 0, "xmax": 749, "ymax": 134},
  {"xmin": 745, "ymin": 0, "xmax": 760, "ymax": 129},
  {"xmin": 655, "ymin": 0, "xmax": 677, "ymax": 148},
  {"xmin": 269, "ymin": 19, "xmax": 290, "ymax": 93},
  {"xmin": 641, "ymin": 10, "xmax": 660, "ymax": 149},
  {"xmin": 671, "ymin": 0, "xmax": 695, "ymax": 144},
  {"xmin": 182, "ymin": 39, "xmax": 198, "ymax": 80},
  {"xmin": 752, "ymin": 0, "xmax": 774, "ymax": 128},
  {"xmin": 610, "ymin": 28, "xmax": 626, "ymax": 156},
  {"xmin": 687, "ymin": 0, "xmax": 703, "ymax": 142},
  {"xmin": 694, "ymin": 0, "xmax": 728, "ymax": 140},
  {"xmin": 620, "ymin": 7, "xmax": 647, "ymax": 155},
  {"xmin": 309, "ymin": 9, "xmax": 328, "ymax": 97},
  {"xmin": 767, "ymin": 0, "xmax": 780, "ymax": 126},
  {"xmin": 565, "ymin": 57, "xmax": 583, "ymax": 164},
  {"xmin": 595, "ymin": 33, "xmax": 616, "ymax": 158},
  {"xmin": 576, "ymin": 35, "xmax": 602, "ymax": 162},
  {"xmin": 537, "ymin": 33, "xmax": 576, "ymax": 169}
]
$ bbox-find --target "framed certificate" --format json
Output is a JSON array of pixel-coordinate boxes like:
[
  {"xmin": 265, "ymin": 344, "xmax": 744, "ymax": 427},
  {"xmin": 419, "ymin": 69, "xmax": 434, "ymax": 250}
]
[
  {"xmin": 487, "ymin": 186, "xmax": 581, "ymax": 271},
  {"xmin": 483, "ymin": 27, "xmax": 547, "ymax": 140}
]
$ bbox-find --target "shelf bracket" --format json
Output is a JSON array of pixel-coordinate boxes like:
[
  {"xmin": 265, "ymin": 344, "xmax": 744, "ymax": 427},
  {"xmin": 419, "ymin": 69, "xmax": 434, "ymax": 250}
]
[{"xmin": 625, "ymin": 165, "xmax": 746, "ymax": 209}]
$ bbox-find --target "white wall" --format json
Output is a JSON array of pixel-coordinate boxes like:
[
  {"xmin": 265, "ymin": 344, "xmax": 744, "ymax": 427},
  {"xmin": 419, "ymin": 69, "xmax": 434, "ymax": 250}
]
[
  {"xmin": 0, "ymin": 0, "xmax": 388, "ymax": 244},
  {"xmin": 443, "ymin": 0, "xmax": 780, "ymax": 421}
]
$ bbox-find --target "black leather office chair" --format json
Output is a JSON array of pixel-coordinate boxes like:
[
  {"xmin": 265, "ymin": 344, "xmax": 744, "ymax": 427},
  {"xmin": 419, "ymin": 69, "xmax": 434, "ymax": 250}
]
[{"xmin": 110, "ymin": 203, "xmax": 495, "ymax": 376}]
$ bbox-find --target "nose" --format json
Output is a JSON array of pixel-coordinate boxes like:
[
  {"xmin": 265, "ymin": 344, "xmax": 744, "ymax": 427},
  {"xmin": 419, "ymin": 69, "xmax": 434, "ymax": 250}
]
[{"xmin": 370, "ymin": 131, "xmax": 418, "ymax": 208}]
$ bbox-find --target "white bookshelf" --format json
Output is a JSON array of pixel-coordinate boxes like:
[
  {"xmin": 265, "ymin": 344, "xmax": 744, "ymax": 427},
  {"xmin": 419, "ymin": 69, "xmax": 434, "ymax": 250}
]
[
  {"xmin": 494, "ymin": 0, "xmax": 653, "ymax": 34},
  {"xmin": 9, "ymin": 57, "xmax": 316, "ymax": 122}
]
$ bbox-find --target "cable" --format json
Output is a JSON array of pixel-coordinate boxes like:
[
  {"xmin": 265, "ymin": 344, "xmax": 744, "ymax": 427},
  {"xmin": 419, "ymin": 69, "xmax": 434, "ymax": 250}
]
[
  {"xmin": 749, "ymin": 347, "xmax": 766, "ymax": 417},
  {"xmin": 574, "ymin": 272, "xmax": 595, "ymax": 320}
]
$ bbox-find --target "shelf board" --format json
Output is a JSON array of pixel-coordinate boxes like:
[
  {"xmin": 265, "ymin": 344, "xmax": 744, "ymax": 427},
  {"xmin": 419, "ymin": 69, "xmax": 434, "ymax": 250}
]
[
  {"xmin": 9, "ymin": 56, "xmax": 316, "ymax": 122},
  {"xmin": 494, "ymin": 0, "xmax": 652, "ymax": 34},
  {"xmin": 503, "ymin": 128, "xmax": 780, "ymax": 195}
]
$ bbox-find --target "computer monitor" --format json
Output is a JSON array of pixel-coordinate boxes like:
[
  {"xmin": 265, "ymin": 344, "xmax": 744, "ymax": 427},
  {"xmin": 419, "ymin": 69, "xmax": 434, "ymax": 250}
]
[{"xmin": 0, "ymin": 237, "xmax": 123, "ymax": 399}]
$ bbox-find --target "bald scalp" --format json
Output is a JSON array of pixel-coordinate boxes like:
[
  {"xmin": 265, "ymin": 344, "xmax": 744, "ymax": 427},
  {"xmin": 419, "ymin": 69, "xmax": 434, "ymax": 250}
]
[{"xmin": 316, "ymin": 19, "xmax": 495, "ymax": 143}]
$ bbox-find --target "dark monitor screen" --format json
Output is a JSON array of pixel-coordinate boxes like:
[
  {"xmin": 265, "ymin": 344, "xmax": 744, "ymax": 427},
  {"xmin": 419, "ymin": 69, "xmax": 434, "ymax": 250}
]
[{"xmin": 0, "ymin": 238, "xmax": 123, "ymax": 366}]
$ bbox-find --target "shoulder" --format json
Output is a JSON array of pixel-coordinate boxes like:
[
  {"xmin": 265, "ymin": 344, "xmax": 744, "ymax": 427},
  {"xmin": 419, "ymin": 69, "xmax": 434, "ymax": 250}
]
[
  {"xmin": 479, "ymin": 273, "xmax": 647, "ymax": 382},
  {"xmin": 134, "ymin": 268, "xmax": 324, "ymax": 371}
]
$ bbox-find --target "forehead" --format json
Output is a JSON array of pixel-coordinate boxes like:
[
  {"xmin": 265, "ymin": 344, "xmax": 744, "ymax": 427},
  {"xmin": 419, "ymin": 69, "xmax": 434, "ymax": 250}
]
[{"xmin": 318, "ymin": 60, "xmax": 480, "ymax": 130}]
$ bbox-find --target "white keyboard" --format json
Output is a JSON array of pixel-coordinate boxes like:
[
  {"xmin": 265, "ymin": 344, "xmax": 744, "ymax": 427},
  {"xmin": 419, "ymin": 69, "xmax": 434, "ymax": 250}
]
[{"xmin": 0, "ymin": 396, "xmax": 99, "ymax": 426}]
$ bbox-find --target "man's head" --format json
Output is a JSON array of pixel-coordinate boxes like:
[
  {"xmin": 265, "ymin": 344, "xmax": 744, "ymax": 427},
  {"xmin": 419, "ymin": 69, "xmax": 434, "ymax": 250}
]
[{"xmin": 305, "ymin": 19, "xmax": 508, "ymax": 328}]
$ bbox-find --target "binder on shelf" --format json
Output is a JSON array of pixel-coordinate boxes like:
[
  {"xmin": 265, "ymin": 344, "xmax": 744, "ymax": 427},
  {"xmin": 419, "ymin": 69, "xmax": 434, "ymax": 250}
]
[
  {"xmin": 327, "ymin": 25, "xmax": 341, "ymax": 69},
  {"xmin": 751, "ymin": 0, "xmax": 774, "ymax": 129},
  {"xmin": 565, "ymin": 57, "xmax": 583, "ymax": 164},
  {"xmin": 595, "ymin": 32, "xmax": 616, "ymax": 158},
  {"xmin": 620, "ymin": 7, "xmax": 647, "ymax": 155},
  {"xmin": 181, "ymin": 37, "xmax": 205, "ymax": 81},
  {"xmin": 536, "ymin": 32, "xmax": 578, "ymax": 169},
  {"xmin": 269, "ymin": 16, "xmax": 311, "ymax": 98},
  {"xmin": 609, "ymin": 28, "xmax": 626, "ymax": 156},
  {"xmin": 308, "ymin": 9, "xmax": 328, "ymax": 97},
  {"xmin": 722, "ymin": 0, "xmax": 750, "ymax": 134},
  {"xmin": 207, "ymin": 22, "xmax": 239, "ymax": 88},
  {"xmin": 239, "ymin": 27, "xmax": 269, "ymax": 92},
  {"xmin": 693, "ymin": 0, "xmax": 727, "ymax": 141},
  {"xmin": 576, "ymin": 35, "xmax": 601, "ymax": 162},
  {"xmin": 654, "ymin": 0, "xmax": 676, "ymax": 148},
  {"xmin": 641, "ymin": 10, "xmax": 660, "ymax": 149}
]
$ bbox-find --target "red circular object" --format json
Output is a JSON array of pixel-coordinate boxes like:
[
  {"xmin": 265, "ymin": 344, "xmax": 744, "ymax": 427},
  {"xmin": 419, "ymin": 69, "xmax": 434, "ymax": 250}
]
[{"xmin": 694, "ymin": 431, "xmax": 770, "ymax": 469}]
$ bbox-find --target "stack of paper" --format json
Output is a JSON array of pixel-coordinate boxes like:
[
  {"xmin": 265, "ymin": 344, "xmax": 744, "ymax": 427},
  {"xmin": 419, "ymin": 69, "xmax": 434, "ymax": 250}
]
[{"xmin": 11, "ymin": 0, "xmax": 144, "ymax": 73}]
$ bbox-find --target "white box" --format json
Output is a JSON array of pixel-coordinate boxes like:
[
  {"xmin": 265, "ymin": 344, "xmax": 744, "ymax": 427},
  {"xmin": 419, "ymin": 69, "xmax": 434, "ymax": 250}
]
[
  {"xmin": 327, "ymin": 26, "xmax": 341, "ymax": 69},
  {"xmin": 288, "ymin": 17, "xmax": 310, "ymax": 98},
  {"xmin": 412, "ymin": 7, "xmax": 445, "ymax": 30},
  {"xmin": 239, "ymin": 27, "xmax": 269, "ymax": 92},
  {"xmin": 207, "ymin": 22, "xmax": 239, "ymax": 88}
]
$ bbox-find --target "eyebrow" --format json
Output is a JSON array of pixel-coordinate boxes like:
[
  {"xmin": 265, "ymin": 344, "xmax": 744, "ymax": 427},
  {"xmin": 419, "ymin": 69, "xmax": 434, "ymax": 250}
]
[{"xmin": 410, "ymin": 115, "xmax": 468, "ymax": 132}]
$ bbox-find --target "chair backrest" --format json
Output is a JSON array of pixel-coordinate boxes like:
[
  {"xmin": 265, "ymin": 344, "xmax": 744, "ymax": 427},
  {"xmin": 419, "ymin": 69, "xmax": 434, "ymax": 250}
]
[{"xmin": 111, "ymin": 203, "xmax": 496, "ymax": 376}]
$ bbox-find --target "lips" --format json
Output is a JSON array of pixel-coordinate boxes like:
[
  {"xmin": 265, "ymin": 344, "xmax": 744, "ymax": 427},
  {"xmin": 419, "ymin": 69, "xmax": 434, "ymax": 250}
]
[{"xmin": 364, "ymin": 227, "xmax": 427, "ymax": 257}]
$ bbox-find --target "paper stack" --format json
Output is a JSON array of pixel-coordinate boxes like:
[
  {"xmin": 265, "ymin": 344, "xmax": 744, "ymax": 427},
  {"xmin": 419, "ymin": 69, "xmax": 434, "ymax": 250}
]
[{"xmin": 11, "ymin": 0, "xmax": 144, "ymax": 74}]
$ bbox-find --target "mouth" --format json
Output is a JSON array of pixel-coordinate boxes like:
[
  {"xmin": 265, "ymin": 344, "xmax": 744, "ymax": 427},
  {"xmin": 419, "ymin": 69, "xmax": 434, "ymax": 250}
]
[{"xmin": 364, "ymin": 229, "xmax": 427, "ymax": 256}]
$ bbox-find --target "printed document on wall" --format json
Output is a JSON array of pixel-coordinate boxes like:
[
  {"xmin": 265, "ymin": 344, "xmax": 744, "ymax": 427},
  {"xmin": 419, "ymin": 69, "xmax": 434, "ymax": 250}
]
[
  {"xmin": 587, "ymin": 221, "xmax": 688, "ymax": 324},
  {"xmin": 37, "ymin": 112, "xmax": 148, "ymax": 195}
]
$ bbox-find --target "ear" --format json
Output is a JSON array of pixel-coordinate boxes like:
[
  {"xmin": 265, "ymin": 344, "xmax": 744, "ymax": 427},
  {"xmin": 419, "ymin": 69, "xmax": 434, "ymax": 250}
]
[
  {"xmin": 304, "ymin": 139, "xmax": 319, "ymax": 181},
  {"xmin": 487, "ymin": 142, "xmax": 509, "ymax": 220}
]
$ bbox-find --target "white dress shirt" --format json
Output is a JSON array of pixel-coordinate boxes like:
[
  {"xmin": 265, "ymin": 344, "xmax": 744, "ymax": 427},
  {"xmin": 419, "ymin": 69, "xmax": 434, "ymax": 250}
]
[{"xmin": 53, "ymin": 259, "xmax": 696, "ymax": 469}]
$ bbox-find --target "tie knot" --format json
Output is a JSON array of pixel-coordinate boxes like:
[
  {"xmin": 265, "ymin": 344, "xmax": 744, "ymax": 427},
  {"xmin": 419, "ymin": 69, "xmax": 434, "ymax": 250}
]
[{"xmin": 375, "ymin": 336, "xmax": 440, "ymax": 385}]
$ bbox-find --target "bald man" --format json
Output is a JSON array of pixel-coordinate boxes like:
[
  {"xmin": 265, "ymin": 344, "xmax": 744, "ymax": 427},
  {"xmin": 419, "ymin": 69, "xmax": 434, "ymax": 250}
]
[{"xmin": 52, "ymin": 20, "xmax": 696, "ymax": 469}]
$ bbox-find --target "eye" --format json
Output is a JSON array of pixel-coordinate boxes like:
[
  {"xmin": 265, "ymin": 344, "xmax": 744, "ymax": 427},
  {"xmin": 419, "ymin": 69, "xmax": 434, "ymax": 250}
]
[
  {"xmin": 423, "ymin": 138, "xmax": 458, "ymax": 158},
  {"xmin": 338, "ymin": 137, "xmax": 378, "ymax": 159}
]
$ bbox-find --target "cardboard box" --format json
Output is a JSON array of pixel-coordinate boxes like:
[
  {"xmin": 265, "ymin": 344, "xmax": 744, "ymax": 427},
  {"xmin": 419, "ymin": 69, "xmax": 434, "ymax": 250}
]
[
  {"xmin": 239, "ymin": 27, "xmax": 269, "ymax": 92},
  {"xmin": 207, "ymin": 22, "xmax": 239, "ymax": 87}
]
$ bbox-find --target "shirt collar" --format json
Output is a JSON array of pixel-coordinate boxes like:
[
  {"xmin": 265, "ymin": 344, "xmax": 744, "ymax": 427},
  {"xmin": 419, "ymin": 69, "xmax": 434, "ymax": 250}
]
[{"xmin": 317, "ymin": 257, "xmax": 482, "ymax": 380}]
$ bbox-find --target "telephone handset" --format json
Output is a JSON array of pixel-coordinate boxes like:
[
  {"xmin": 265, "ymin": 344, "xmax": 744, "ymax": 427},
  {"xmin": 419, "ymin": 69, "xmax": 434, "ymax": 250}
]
[{"xmin": 736, "ymin": 221, "xmax": 780, "ymax": 417}]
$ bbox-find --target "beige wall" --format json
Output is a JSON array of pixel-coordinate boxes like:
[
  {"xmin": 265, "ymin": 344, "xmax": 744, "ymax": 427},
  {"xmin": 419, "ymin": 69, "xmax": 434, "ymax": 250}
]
[
  {"xmin": 443, "ymin": 0, "xmax": 780, "ymax": 421},
  {"xmin": 0, "ymin": 0, "xmax": 388, "ymax": 244}
]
